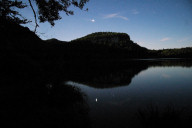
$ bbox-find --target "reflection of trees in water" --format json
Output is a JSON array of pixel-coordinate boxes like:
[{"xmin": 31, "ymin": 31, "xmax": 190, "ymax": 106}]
[
  {"xmin": 76, "ymin": 66, "xmax": 148, "ymax": 88},
  {"xmin": 68, "ymin": 59, "xmax": 192, "ymax": 88},
  {"xmin": 63, "ymin": 60, "xmax": 149, "ymax": 88},
  {"xmin": 155, "ymin": 59, "xmax": 192, "ymax": 67}
]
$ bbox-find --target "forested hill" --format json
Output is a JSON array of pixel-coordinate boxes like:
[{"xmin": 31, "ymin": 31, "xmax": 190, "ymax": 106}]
[
  {"xmin": 45, "ymin": 38, "xmax": 67, "ymax": 44},
  {"xmin": 1, "ymin": 19, "xmax": 192, "ymax": 60},
  {"xmin": 74, "ymin": 32, "xmax": 131, "ymax": 42},
  {"xmin": 68, "ymin": 32, "xmax": 192, "ymax": 58},
  {"xmin": 70, "ymin": 32, "xmax": 192, "ymax": 58},
  {"xmin": 149, "ymin": 47, "xmax": 192, "ymax": 58},
  {"xmin": 71, "ymin": 32, "xmax": 147, "ymax": 52}
]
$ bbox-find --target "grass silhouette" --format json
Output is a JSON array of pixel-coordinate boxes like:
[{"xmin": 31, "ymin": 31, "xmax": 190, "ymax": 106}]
[{"xmin": 136, "ymin": 104, "xmax": 192, "ymax": 128}]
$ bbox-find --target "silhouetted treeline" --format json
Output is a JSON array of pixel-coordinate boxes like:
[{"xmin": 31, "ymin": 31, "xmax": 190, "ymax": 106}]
[
  {"xmin": 74, "ymin": 32, "xmax": 131, "ymax": 42},
  {"xmin": 70, "ymin": 32, "xmax": 148, "ymax": 58},
  {"xmin": 149, "ymin": 48, "xmax": 192, "ymax": 58},
  {"xmin": 44, "ymin": 32, "xmax": 192, "ymax": 60}
]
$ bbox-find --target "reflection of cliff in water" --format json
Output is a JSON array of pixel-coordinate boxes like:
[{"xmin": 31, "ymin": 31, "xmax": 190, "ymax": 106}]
[
  {"xmin": 67, "ymin": 59, "xmax": 192, "ymax": 89},
  {"xmin": 71, "ymin": 64, "xmax": 148, "ymax": 88}
]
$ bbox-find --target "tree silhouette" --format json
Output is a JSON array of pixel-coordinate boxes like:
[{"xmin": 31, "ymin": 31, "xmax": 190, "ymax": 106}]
[
  {"xmin": 0, "ymin": 0, "xmax": 89, "ymax": 32},
  {"xmin": 0, "ymin": 0, "xmax": 30, "ymax": 24}
]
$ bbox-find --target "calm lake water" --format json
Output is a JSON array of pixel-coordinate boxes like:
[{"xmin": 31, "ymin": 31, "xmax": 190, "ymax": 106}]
[
  {"xmin": 66, "ymin": 60, "xmax": 192, "ymax": 128},
  {"xmin": 2, "ymin": 59, "xmax": 192, "ymax": 127}
]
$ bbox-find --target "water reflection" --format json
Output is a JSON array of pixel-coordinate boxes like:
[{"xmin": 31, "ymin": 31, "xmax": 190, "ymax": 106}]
[
  {"xmin": 1, "ymin": 59, "xmax": 192, "ymax": 128},
  {"xmin": 68, "ymin": 59, "xmax": 192, "ymax": 89},
  {"xmin": 66, "ymin": 59, "xmax": 192, "ymax": 128}
]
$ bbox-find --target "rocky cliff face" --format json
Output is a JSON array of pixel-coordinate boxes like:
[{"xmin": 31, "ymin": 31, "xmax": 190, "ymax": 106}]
[
  {"xmin": 75, "ymin": 32, "xmax": 130, "ymax": 44},
  {"xmin": 72, "ymin": 32, "xmax": 147, "ymax": 51},
  {"xmin": 92, "ymin": 36, "xmax": 126, "ymax": 44}
]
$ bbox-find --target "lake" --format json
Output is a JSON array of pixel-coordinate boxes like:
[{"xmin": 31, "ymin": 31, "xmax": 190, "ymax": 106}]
[
  {"xmin": 1, "ymin": 59, "xmax": 192, "ymax": 128},
  {"xmin": 66, "ymin": 59, "xmax": 192, "ymax": 128}
]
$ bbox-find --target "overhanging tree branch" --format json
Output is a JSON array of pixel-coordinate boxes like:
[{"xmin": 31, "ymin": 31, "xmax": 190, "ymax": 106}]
[
  {"xmin": 28, "ymin": 0, "xmax": 39, "ymax": 33},
  {"xmin": 1, "ymin": 0, "xmax": 89, "ymax": 32}
]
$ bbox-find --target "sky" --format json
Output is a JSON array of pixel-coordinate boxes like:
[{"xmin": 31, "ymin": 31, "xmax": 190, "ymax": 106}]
[{"xmin": 20, "ymin": 0, "xmax": 192, "ymax": 49}]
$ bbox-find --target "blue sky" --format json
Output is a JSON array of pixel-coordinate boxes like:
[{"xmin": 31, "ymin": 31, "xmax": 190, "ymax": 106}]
[{"xmin": 20, "ymin": 0, "xmax": 192, "ymax": 49}]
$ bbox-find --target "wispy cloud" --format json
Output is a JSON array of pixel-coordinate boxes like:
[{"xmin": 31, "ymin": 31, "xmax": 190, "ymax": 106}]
[
  {"xmin": 103, "ymin": 13, "xmax": 128, "ymax": 21},
  {"xmin": 104, "ymin": 13, "xmax": 118, "ymax": 18},
  {"xmin": 160, "ymin": 37, "xmax": 171, "ymax": 42},
  {"xmin": 131, "ymin": 9, "xmax": 139, "ymax": 14},
  {"xmin": 117, "ymin": 16, "xmax": 129, "ymax": 20}
]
